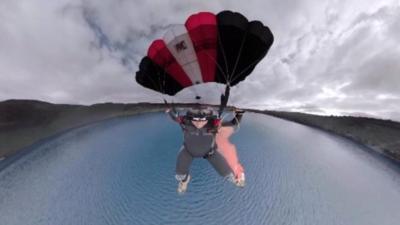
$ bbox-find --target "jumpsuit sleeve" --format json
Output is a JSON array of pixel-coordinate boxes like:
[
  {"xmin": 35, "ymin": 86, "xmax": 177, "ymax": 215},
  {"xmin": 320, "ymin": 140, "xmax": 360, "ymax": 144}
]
[
  {"xmin": 221, "ymin": 111, "xmax": 245, "ymax": 128},
  {"xmin": 167, "ymin": 110, "xmax": 182, "ymax": 123}
]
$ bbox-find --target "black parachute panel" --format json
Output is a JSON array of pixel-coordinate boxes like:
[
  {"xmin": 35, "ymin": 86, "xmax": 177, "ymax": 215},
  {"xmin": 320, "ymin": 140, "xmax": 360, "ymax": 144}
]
[
  {"xmin": 215, "ymin": 11, "xmax": 274, "ymax": 86},
  {"xmin": 136, "ymin": 57, "xmax": 183, "ymax": 95}
]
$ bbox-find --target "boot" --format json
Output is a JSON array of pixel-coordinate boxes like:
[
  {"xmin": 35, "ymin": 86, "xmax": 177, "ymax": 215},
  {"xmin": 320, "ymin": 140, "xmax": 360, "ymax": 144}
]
[
  {"xmin": 177, "ymin": 175, "xmax": 191, "ymax": 194},
  {"xmin": 235, "ymin": 173, "xmax": 245, "ymax": 188}
]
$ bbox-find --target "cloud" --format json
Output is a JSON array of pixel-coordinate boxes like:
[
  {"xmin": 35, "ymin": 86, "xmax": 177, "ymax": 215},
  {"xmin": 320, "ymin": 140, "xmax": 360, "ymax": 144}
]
[{"xmin": 0, "ymin": 0, "xmax": 399, "ymax": 120}]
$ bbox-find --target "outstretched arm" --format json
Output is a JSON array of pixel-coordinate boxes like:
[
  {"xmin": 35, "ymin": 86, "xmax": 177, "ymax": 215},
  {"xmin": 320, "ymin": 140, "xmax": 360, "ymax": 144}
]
[
  {"xmin": 166, "ymin": 108, "xmax": 182, "ymax": 123},
  {"xmin": 221, "ymin": 109, "xmax": 245, "ymax": 127}
]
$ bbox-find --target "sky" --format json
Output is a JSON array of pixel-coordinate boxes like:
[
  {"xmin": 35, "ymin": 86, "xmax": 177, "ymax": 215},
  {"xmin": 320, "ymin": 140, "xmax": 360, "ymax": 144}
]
[{"xmin": 1, "ymin": 0, "xmax": 399, "ymax": 121}]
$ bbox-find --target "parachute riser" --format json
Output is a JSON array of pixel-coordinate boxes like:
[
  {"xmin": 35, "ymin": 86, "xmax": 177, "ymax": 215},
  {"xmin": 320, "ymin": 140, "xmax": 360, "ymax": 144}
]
[{"xmin": 218, "ymin": 84, "xmax": 230, "ymax": 117}]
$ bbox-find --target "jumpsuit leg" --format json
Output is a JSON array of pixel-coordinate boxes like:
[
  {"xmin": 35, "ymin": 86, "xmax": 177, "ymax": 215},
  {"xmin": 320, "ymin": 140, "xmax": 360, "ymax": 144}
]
[
  {"xmin": 175, "ymin": 146, "xmax": 193, "ymax": 181},
  {"xmin": 216, "ymin": 127, "xmax": 244, "ymax": 178},
  {"xmin": 207, "ymin": 149, "xmax": 234, "ymax": 179}
]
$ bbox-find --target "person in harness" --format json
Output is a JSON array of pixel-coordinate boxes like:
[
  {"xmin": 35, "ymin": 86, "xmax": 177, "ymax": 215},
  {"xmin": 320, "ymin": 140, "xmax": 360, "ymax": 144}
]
[{"xmin": 167, "ymin": 106, "xmax": 245, "ymax": 193}]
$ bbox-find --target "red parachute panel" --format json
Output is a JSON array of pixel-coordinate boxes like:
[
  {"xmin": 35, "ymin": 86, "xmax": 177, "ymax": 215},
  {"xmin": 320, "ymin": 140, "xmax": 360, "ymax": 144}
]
[
  {"xmin": 185, "ymin": 12, "xmax": 217, "ymax": 83},
  {"xmin": 147, "ymin": 39, "xmax": 193, "ymax": 87}
]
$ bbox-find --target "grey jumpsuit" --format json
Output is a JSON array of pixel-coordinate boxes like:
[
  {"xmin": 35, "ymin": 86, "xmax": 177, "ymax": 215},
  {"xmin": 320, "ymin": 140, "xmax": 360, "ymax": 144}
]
[{"xmin": 168, "ymin": 111, "xmax": 234, "ymax": 181}]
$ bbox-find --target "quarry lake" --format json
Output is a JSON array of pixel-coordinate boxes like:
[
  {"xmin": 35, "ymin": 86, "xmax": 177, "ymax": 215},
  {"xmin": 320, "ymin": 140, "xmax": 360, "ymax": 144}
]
[{"xmin": 1, "ymin": 112, "xmax": 400, "ymax": 225}]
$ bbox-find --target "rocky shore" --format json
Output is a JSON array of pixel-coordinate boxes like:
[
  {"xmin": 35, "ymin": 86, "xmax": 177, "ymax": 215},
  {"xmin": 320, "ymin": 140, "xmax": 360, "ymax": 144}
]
[
  {"xmin": 0, "ymin": 100, "xmax": 165, "ymax": 158},
  {"xmin": 1, "ymin": 100, "xmax": 399, "ymax": 164},
  {"xmin": 250, "ymin": 110, "xmax": 400, "ymax": 163}
]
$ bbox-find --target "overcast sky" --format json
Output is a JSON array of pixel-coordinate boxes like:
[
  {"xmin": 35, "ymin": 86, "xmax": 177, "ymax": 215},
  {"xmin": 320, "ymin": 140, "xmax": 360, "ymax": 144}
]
[{"xmin": 1, "ymin": 0, "xmax": 399, "ymax": 121}]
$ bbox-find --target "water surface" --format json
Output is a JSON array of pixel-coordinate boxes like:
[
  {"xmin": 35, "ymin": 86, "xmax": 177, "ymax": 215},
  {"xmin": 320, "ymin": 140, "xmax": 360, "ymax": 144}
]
[{"xmin": 0, "ymin": 112, "xmax": 399, "ymax": 225}]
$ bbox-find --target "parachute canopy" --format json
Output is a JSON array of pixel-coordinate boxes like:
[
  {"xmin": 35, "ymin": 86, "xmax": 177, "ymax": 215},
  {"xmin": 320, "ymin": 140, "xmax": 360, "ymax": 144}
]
[{"xmin": 136, "ymin": 10, "xmax": 274, "ymax": 96}]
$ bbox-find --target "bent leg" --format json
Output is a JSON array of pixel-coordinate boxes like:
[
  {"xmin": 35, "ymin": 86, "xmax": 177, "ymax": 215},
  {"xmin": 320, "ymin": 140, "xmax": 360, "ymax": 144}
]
[
  {"xmin": 216, "ymin": 126, "xmax": 244, "ymax": 178},
  {"xmin": 207, "ymin": 149, "xmax": 234, "ymax": 178},
  {"xmin": 175, "ymin": 147, "xmax": 193, "ymax": 181}
]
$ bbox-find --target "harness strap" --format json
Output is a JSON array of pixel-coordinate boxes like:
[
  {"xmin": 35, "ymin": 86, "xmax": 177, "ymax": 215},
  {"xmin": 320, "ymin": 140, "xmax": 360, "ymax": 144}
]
[{"xmin": 203, "ymin": 145, "xmax": 217, "ymax": 159}]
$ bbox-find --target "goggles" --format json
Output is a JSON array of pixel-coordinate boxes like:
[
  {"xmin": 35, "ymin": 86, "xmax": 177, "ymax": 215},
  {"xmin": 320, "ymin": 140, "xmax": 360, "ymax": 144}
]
[{"xmin": 190, "ymin": 117, "xmax": 208, "ymax": 121}]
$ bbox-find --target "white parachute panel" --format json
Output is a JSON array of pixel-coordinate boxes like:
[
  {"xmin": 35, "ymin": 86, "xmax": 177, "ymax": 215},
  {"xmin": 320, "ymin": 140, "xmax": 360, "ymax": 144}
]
[{"xmin": 163, "ymin": 25, "xmax": 203, "ymax": 85}]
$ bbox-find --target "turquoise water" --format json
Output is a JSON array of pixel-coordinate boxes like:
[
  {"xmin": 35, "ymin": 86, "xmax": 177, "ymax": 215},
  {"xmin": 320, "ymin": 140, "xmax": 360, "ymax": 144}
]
[{"xmin": 1, "ymin": 112, "xmax": 400, "ymax": 225}]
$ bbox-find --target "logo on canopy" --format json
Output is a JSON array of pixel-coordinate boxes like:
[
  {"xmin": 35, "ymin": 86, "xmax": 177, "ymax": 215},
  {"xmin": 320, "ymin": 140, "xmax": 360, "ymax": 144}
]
[{"xmin": 175, "ymin": 41, "xmax": 187, "ymax": 53}]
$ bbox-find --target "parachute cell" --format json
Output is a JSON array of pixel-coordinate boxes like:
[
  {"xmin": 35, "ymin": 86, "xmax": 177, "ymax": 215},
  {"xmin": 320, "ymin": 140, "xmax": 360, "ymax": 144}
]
[
  {"xmin": 185, "ymin": 12, "xmax": 218, "ymax": 83},
  {"xmin": 163, "ymin": 25, "xmax": 203, "ymax": 85}
]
